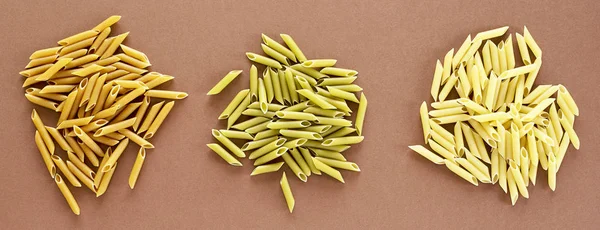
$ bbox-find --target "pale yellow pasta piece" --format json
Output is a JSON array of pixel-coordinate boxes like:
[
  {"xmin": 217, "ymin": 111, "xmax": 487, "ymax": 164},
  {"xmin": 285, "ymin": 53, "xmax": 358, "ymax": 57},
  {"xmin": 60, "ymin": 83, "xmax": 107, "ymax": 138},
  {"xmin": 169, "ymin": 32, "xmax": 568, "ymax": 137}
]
[
  {"xmin": 36, "ymin": 58, "xmax": 73, "ymax": 81},
  {"xmin": 455, "ymin": 158, "xmax": 490, "ymax": 183},
  {"xmin": 100, "ymin": 138, "xmax": 128, "ymax": 171},
  {"xmin": 471, "ymin": 112, "xmax": 512, "ymax": 123},
  {"xmin": 317, "ymin": 76, "xmax": 357, "ymax": 86},
  {"xmin": 212, "ymin": 129, "xmax": 245, "ymax": 157},
  {"xmin": 515, "ymin": 33, "xmax": 531, "ymax": 65},
  {"xmin": 497, "ymin": 41, "xmax": 508, "ymax": 73},
  {"xmin": 57, "ymin": 116, "xmax": 94, "ymax": 129},
  {"xmin": 438, "ymin": 74, "xmax": 458, "ymax": 102},
  {"xmin": 46, "ymin": 126, "xmax": 73, "ymax": 152},
  {"xmin": 59, "ymin": 30, "xmax": 99, "ymax": 46},
  {"xmin": 408, "ymin": 145, "xmax": 444, "ymax": 164},
  {"xmin": 507, "ymin": 168, "xmax": 518, "ymax": 205},
  {"xmin": 444, "ymin": 159, "xmax": 478, "ymax": 186},
  {"xmin": 113, "ymin": 87, "xmax": 145, "ymax": 109},
  {"xmin": 29, "ymin": 46, "xmax": 62, "ymax": 59},
  {"xmin": 459, "ymin": 39, "xmax": 482, "ymax": 65},
  {"xmin": 523, "ymin": 26, "xmax": 542, "ymax": 58},
  {"xmin": 452, "ymin": 35, "xmax": 472, "ymax": 68},
  {"xmin": 557, "ymin": 85, "xmax": 579, "ymax": 116},
  {"xmin": 144, "ymin": 90, "xmax": 188, "ymax": 100},
  {"xmin": 558, "ymin": 111, "xmax": 580, "ymax": 149},
  {"xmin": 280, "ymin": 129, "xmax": 322, "ymax": 140},
  {"xmin": 31, "ymin": 110, "xmax": 56, "ymax": 154},
  {"xmin": 548, "ymin": 153, "xmax": 557, "ymax": 191},
  {"xmin": 508, "ymin": 160, "xmax": 529, "ymax": 198},
  {"xmin": 24, "ymin": 94, "xmax": 59, "ymax": 111}
]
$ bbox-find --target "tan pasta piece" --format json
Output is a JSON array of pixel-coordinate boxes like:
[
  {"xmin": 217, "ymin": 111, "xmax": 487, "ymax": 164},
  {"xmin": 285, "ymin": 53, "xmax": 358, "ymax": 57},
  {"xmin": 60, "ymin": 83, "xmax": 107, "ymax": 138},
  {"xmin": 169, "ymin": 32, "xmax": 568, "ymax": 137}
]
[{"xmin": 20, "ymin": 15, "xmax": 188, "ymax": 215}]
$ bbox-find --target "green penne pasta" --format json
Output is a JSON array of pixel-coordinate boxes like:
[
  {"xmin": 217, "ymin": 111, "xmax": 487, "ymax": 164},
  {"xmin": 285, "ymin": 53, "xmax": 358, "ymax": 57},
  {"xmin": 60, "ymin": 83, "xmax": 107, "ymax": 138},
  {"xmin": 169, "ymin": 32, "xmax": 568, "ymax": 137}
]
[
  {"xmin": 248, "ymin": 138, "xmax": 287, "ymax": 159},
  {"xmin": 317, "ymin": 77, "xmax": 357, "ymax": 86},
  {"xmin": 262, "ymin": 34, "xmax": 296, "ymax": 62},
  {"xmin": 296, "ymin": 89, "xmax": 336, "ymax": 109},
  {"xmin": 207, "ymin": 144, "xmax": 242, "ymax": 167},
  {"xmin": 315, "ymin": 157, "xmax": 360, "ymax": 172},
  {"xmin": 322, "ymin": 136, "xmax": 364, "ymax": 146},
  {"xmin": 279, "ymin": 129, "xmax": 322, "ymax": 140},
  {"xmin": 231, "ymin": 117, "xmax": 270, "ymax": 131},
  {"xmin": 275, "ymin": 111, "xmax": 318, "ymax": 121},
  {"xmin": 247, "ymin": 102, "xmax": 286, "ymax": 111},
  {"xmin": 207, "ymin": 70, "xmax": 243, "ymax": 95},
  {"xmin": 251, "ymin": 162, "xmax": 284, "ymax": 176},
  {"xmin": 219, "ymin": 130, "xmax": 254, "ymax": 140},
  {"xmin": 246, "ymin": 52, "xmax": 282, "ymax": 69},
  {"xmin": 312, "ymin": 158, "xmax": 345, "ymax": 183},
  {"xmin": 241, "ymin": 136, "xmax": 279, "ymax": 151},
  {"xmin": 211, "ymin": 129, "xmax": 245, "ymax": 158},
  {"xmin": 280, "ymin": 34, "xmax": 306, "ymax": 62},
  {"xmin": 254, "ymin": 147, "xmax": 288, "ymax": 166},
  {"xmin": 310, "ymin": 148, "xmax": 346, "ymax": 161},
  {"xmin": 219, "ymin": 89, "xmax": 249, "ymax": 120},
  {"xmin": 319, "ymin": 67, "xmax": 358, "ymax": 77},
  {"xmin": 267, "ymin": 120, "xmax": 311, "ymax": 130}
]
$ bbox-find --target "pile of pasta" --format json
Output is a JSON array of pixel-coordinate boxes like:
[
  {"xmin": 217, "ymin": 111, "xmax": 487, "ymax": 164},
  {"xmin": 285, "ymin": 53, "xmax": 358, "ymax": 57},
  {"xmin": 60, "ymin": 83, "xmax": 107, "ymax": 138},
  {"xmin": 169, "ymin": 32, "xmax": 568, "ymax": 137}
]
[
  {"xmin": 21, "ymin": 16, "xmax": 188, "ymax": 215},
  {"xmin": 207, "ymin": 34, "xmax": 367, "ymax": 213},
  {"xmin": 409, "ymin": 26, "xmax": 580, "ymax": 205}
]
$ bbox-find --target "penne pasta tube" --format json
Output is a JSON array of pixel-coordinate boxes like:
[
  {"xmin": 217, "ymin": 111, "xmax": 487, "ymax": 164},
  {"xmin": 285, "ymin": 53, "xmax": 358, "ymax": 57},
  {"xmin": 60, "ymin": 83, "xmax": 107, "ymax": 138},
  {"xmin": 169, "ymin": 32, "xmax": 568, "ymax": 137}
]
[
  {"xmin": 523, "ymin": 26, "xmax": 542, "ymax": 58},
  {"xmin": 327, "ymin": 86, "xmax": 359, "ymax": 103},
  {"xmin": 261, "ymin": 44, "xmax": 290, "ymax": 65},
  {"xmin": 54, "ymin": 175, "xmax": 81, "ymax": 215},
  {"xmin": 430, "ymin": 114, "xmax": 470, "ymax": 125},
  {"xmin": 20, "ymin": 63, "xmax": 53, "ymax": 78},
  {"xmin": 207, "ymin": 70, "xmax": 243, "ymax": 95},
  {"xmin": 320, "ymin": 67, "xmax": 358, "ymax": 77},
  {"xmin": 548, "ymin": 153, "xmax": 557, "ymax": 191},
  {"xmin": 51, "ymin": 155, "xmax": 81, "ymax": 187},
  {"xmin": 508, "ymin": 160, "xmax": 529, "ymax": 198},
  {"xmin": 280, "ymin": 172, "xmax": 295, "ymax": 213},
  {"xmin": 429, "ymin": 106, "xmax": 468, "ymax": 118},
  {"xmin": 211, "ymin": 129, "xmax": 245, "ymax": 157},
  {"xmin": 45, "ymin": 126, "xmax": 73, "ymax": 152},
  {"xmin": 137, "ymin": 101, "xmax": 164, "ymax": 134},
  {"xmin": 246, "ymin": 52, "xmax": 282, "ymax": 69},
  {"xmin": 91, "ymin": 134, "xmax": 119, "ymax": 146},
  {"xmin": 521, "ymin": 98, "xmax": 554, "ymax": 122},
  {"xmin": 118, "ymin": 129, "xmax": 154, "ymax": 149},
  {"xmin": 66, "ymin": 160, "xmax": 95, "ymax": 192},
  {"xmin": 473, "ymin": 26, "xmax": 509, "ymax": 42},
  {"xmin": 264, "ymin": 72, "xmax": 275, "ymax": 103},
  {"xmin": 113, "ymin": 87, "xmax": 145, "ymax": 109},
  {"xmin": 498, "ymin": 154, "xmax": 508, "ymax": 193},
  {"xmin": 497, "ymin": 41, "xmax": 508, "ymax": 73},
  {"xmin": 507, "ymin": 168, "xmax": 519, "ymax": 205},
  {"xmin": 242, "ymin": 138, "xmax": 288, "ymax": 160},
  {"xmin": 31, "ymin": 110, "xmax": 56, "ymax": 154},
  {"xmin": 280, "ymin": 34, "xmax": 306, "ymax": 62},
  {"xmin": 284, "ymin": 69, "xmax": 299, "ymax": 104},
  {"xmin": 34, "ymin": 131, "xmax": 56, "ymax": 178},
  {"xmin": 96, "ymin": 162, "xmax": 117, "ymax": 197},
  {"xmin": 251, "ymin": 162, "xmax": 284, "ymax": 176},
  {"xmin": 296, "ymin": 89, "xmax": 336, "ymax": 109},
  {"xmin": 92, "ymin": 15, "xmax": 121, "ymax": 32},
  {"xmin": 144, "ymin": 101, "xmax": 175, "ymax": 139},
  {"xmin": 491, "ymin": 150, "xmax": 499, "ymax": 184},
  {"xmin": 132, "ymin": 96, "xmax": 151, "ymax": 131},
  {"xmin": 29, "ymin": 46, "xmax": 62, "ymax": 59},
  {"xmin": 39, "ymin": 85, "xmax": 76, "ymax": 94},
  {"xmin": 144, "ymin": 90, "xmax": 188, "ymax": 100},
  {"xmin": 26, "ymin": 54, "xmax": 58, "ymax": 69},
  {"xmin": 317, "ymin": 77, "xmax": 357, "ymax": 87},
  {"xmin": 444, "ymin": 159, "xmax": 478, "ymax": 186},
  {"xmin": 145, "ymin": 75, "xmax": 174, "ymax": 89},
  {"xmin": 248, "ymin": 102, "xmax": 287, "ymax": 111},
  {"xmin": 290, "ymin": 64, "xmax": 327, "ymax": 80},
  {"xmin": 452, "ymin": 35, "xmax": 472, "ymax": 68},
  {"xmin": 244, "ymin": 120, "xmax": 270, "ymax": 134},
  {"xmin": 325, "ymin": 127, "xmax": 356, "ymax": 139},
  {"xmin": 94, "ymin": 117, "xmax": 136, "ymax": 137},
  {"xmin": 253, "ymin": 129, "xmax": 280, "ymax": 140},
  {"xmin": 302, "ymin": 59, "xmax": 337, "ymax": 68},
  {"xmin": 242, "ymin": 136, "xmax": 279, "ymax": 151},
  {"xmin": 409, "ymin": 145, "xmax": 444, "ymax": 164},
  {"xmin": 520, "ymin": 147, "xmax": 530, "ymax": 186},
  {"xmin": 25, "ymin": 94, "xmax": 58, "ymax": 111},
  {"xmin": 261, "ymin": 34, "xmax": 296, "ymax": 62},
  {"xmin": 471, "ymin": 112, "xmax": 512, "ymax": 123},
  {"xmin": 254, "ymin": 147, "xmax": 287, "ymax": 166},
  {"xmin": 77, "ymin": 140, "xmax": 100, "ymax": 166},
  {"xmin": 219, "ymin": 130, "xmax": 254, "ymax": 140},
  {"xmin": 280, "ymin": 130, "xmax": 322, "ymax": 140},
  {"xmin": 128, "ymin": 147, "xmax": 147, "ymax": 189},
  {"xmin": 281, "ymin": 152, "xmax": 308, "ymax": 182},
  {"xmin": 57, "ymin": 116, "xmax": 95, "ymax": 129},
  {"xmin": 85, "ymin": 73, "xmax": 107, "ymax": 112},
  {"xmin": 557, "ymin": 85, "xmax": 579, "ymax": 116},
  {"xmin": 558, "ymin": 112, "xmax": 579, "ymax": 149},
  {"xmin": 275, "ymin": 111, "xmax": 318, "ymax": 121},
  {"xmin": 455, "ymin": 158, "xmax": 491, "ymax": 183},
  {"xmin": 290, "ymin": 148, "xmax": 311, "ymax": 176},
  {"xmin": 312, "ymin": 157, "xmax": 345, "ymax": 183},
  {"xmin": 556, "ymin": 133, "xmax": 570, "ymax": 171},
  {"xmin": 267, "ymin": 120, "xmax": 311, "ymax": 130}
]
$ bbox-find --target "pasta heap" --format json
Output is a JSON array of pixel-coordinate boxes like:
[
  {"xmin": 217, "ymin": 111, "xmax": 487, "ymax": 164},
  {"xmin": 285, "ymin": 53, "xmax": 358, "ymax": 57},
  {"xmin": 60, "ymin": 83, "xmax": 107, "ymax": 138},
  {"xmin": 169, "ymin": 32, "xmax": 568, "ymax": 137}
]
[
  {"xmin": 21, "ymin": 16, "xmax": 188, "ymax": 215},
  {"xmin": 409, "ymin": 26, "xmax": 580, "ymax": 205},
  {"xmin": 207, "ymin": 34, "xmax": 367, "ymax": 213}
]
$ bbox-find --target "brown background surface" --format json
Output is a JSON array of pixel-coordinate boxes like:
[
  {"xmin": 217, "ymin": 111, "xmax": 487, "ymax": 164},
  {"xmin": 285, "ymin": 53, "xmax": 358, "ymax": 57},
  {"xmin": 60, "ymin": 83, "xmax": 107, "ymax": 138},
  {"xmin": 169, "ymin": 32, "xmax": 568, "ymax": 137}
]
[{"xmin": 1, "ymin": 0, "xmax": 600, "ymax": 229}]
